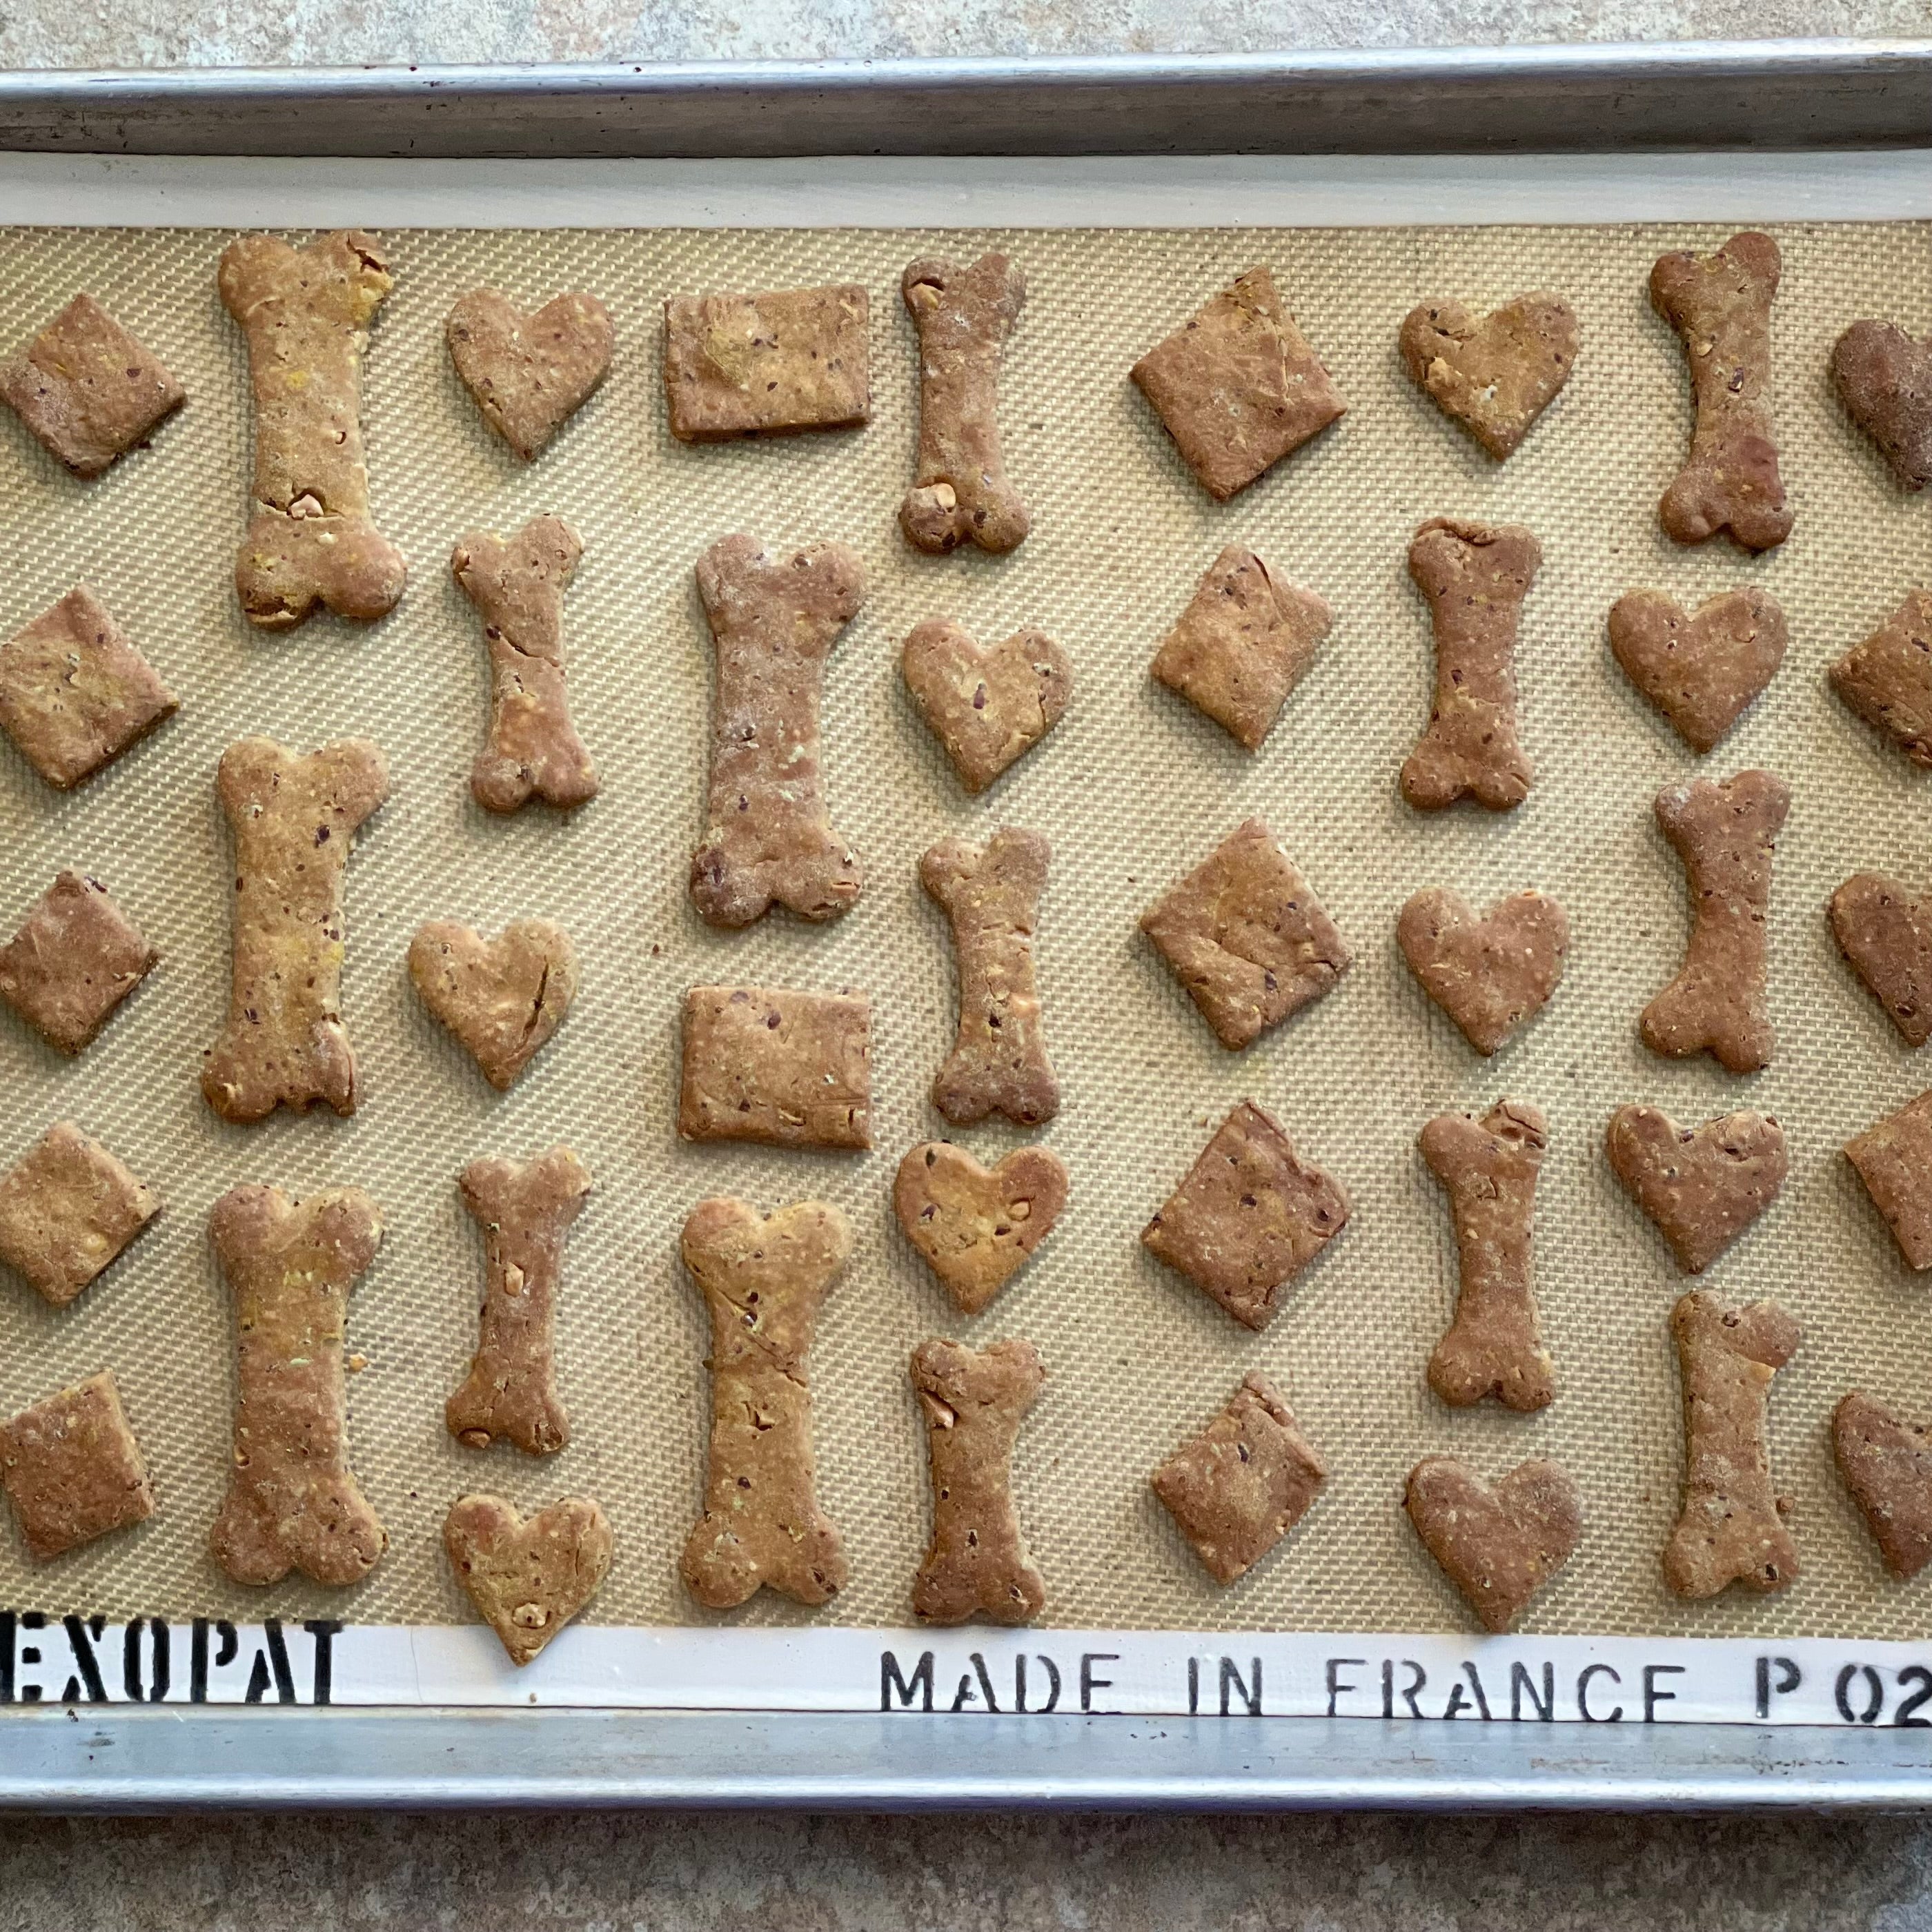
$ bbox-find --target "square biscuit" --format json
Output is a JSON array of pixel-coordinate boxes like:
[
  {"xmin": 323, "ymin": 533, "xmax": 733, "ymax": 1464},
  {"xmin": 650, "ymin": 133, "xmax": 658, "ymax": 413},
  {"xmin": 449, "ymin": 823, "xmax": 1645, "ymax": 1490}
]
[
  {"xmin": 664, "ymin": 285, "xmax": 870, "ymax": 442},
  {"xmin": 1, "ymin": 295, "xmax": 185, "ymax": 479},
  {"xmin": 1140, "ymin": 818, "xmax": 1350, "ymax": 1049},
  {"xmin": 0, "ymin": 586, "xmax": 177, "ymax": 789},
  {"xmin": 1152, "ymin": 1372, "xmax": 1327, "ymax": 1584},
  {"xmin": 1130, "ymin": 267, "xmax": 1344, "ymax": 501},
  {"xmin": 678, "ymin": 985, "xmax": 871, "ymax": 1150},
  {"xmin": 1143, "ymin": 1101, "xmax": 1348, "ymax": 1330},
  {"xmin": 0, "ymin": 1123, "xmax": 159, "ymax": 1307},
  {"xmin": 0, "ymin": 871, "xmax": 158, "ymax": 1055},
  {"xmin": 0, "ymin": 1370, "xmax": 154, "ymax": 1560}
]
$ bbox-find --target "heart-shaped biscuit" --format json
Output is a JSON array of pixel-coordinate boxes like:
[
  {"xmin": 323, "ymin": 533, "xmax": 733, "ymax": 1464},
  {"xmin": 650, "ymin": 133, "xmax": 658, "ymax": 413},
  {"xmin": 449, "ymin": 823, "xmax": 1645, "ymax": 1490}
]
[
  {"xmin": 1608, "ymin": 587, "xmax": 1786, "ymax": 754},
  {"xmin": 1831, "ymin": 320, "xmax": 1932, "ymax": 492},
  {"xmin": 1397, "ymin": 887, "xmax": 1568, "ymax": 1055},
  {"xmin": 1399, "ymin": 293, "xmax": 1577, "ymax": 459},
  {"xmin": 894, "ymin": 1141, "xmax": 1069, "ymax": 1316},
  {"xmin": 903, "ymin": 618, "xmax": 1072, "ymax": 794},
  {"xmin": 409, "ymin": 917, "xmax": 578, "ymax": 1091},
  {"xmin": 444, "ymin": 1492, "xmax": 613, "ymax": 1666},
  {"xmin": 1606, "ymin": 1104, "xmax": 1787, "ymax": 1274},
  {"xmin": 447, "ymin": 289, "xmax": 614, "ymax": 462},
  {"xmin": 1405, "ymin": 1456, "xmax": 1581, "ymax": 1632},
  {"xmin": 1835, "ymin": 1390, "xmax": 1932, "ymax": 1579},
  {"xmin": 1831, "ymin": 871, "xmax": 1932, "ymax": 1047}
]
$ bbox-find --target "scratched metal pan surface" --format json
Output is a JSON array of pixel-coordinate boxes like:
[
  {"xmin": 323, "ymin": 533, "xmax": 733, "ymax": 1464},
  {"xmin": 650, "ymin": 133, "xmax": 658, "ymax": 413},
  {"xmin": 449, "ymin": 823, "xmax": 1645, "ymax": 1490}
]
[{"xmin": 1, "ymin": 43, "xmax": 1931, "ymax": 1811}]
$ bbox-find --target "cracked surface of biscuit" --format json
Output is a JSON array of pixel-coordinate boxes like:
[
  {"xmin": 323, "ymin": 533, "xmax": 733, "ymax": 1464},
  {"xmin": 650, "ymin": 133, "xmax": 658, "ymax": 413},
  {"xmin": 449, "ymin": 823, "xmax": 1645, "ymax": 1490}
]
[{"xmin": 409, "ymin": 917, "xmax": 578, "ymax": 1091}]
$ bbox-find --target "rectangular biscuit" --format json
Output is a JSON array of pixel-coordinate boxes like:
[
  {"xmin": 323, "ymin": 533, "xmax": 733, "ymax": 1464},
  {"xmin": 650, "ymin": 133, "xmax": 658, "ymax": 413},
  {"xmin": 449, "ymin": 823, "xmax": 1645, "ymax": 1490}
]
[
  {"xmin": 663, "ymin": 286, "xmax": 870, "ymax": 442},
  {"xmin": 678, "ymin": 985, "xmax": 871, "ymax": 1150},
  {"xmin": 0, "ymin": 586, "xmax": 177, "ymax": 789}
]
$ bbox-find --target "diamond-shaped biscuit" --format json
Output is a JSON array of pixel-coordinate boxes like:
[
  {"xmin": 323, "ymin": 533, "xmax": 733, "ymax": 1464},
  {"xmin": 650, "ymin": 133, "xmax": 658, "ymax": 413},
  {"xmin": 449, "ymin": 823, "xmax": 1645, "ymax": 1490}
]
[
  {"xmin": 1140, "ymin": 818, "xmax": 1350, "ymax": 1049},
  {"xmin": 1150, "ymin": 546, "xmax": 1332, "ymax": 751},
  {"xmin": 1152, "ymin": 1372, "xmax": 1327, "ymax": 1583},
  {"xmin": 0, "ymin": 1122, "xmax": 159, "ymax": 1307},
  {"xmin": 0, "ymin": 871, "xmax": 159, "ymax": 1054},
  {"xmin": 1, "ymin": 295, "xmax": 184, "ymax": 479},
  {"xmin": 1143, "ymin": 1101, "xmax": 1349, "ymax": 1330},
  {"xmin": 0, "ymin": 586, "xmax": 177, "ymax": 789},
  {"xmin": 1130, "ymin": 267, "xmax": 1346, "ymax": 500},
  {"xmin": 0, "ymin": 1370, "xmax": 154, "ymax": 1560}
]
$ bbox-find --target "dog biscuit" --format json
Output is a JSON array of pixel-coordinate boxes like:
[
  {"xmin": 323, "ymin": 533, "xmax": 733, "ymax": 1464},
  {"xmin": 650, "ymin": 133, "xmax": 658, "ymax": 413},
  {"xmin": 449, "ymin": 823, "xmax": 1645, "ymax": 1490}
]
[
  {"xmin": 894, "ymin": 1141, "xmax": 1069, "ymax": 1317},
  {"xmin": 1831, "ymin": 319, "xmax": 1932, "ymax": 491},
  {"xmin": 1397, "ymin": 887, "xmax": 1568, "ymax": 1056},
  {"xmin": 1420, "ymin": 1101, "xmax": 1554, "ymax": 1412},
  {"xmin": 1150, "ymin": 545, "xmax": 1332, "ymax": 751},
  {"xmin": 911, "ymin": 1337, "xmax": 1046, "ymax": 1626},
  {"xmin": 680, "ymin": 1196, "xmax": 850, "ymax": 1610},
  {"xmin": 664, "ymin": 284, "xmax": 869, "ymax": 441},
  {"xmin": 0, "ymin": 1123, "xmax": 159, "ymax": 1308},
  {"xmin": 1399, "ymin": 293, "xmax": 1577, "ymax": 459},
  {"xmin": 1406, "ymin": 1456, "xmax": 1581, "ymax": 1633},
  {"xmin": 1832, "ymin": 871, "xmax": 1932, "ymax": 1046},
  {"xmin": 1131, "ymin": 266, "xmax": 1345, "ymax": 500},
  {"xmin": 1664, "ymin": 1290, "xmax": 1800, "ymax": 1598},
  {"xmin": 455, "ymin": 516, "xmax": 598, "ymax": 814},
  {"xmin": 1846, "ymin": 1089, "xmax": 1932, "ymax": 1270},
  {"xmin": 220, "ymin": 230, "xmax": 407, "ymax": 627},
  {"xmin": 409, "ymin": 917, "xmax": 578, "ymax": 1091},
  {"xmin": 202, "ymin": 736, "xmax": 388, "ymax": 1123},
  {"xmin": 0, "ymin": 586, "xmax": 177, "ymax": 789},
  {"xmin": 0, "ymin": 1371, "xmax": 154, "ymax": 1561},
  {"xmin": 691, "ymin": 533, "xmax": 864, "ymax": 926},
  {"xmin": 902, "ymin": 618, "xmax": 1071, "ymax": 795},
  {"xmin": 446, "ymin": 1148, "xmax": 591, "ymax": 1456},
  {"xmin": 1831, "ymin": 589, "xmax": 1932, "ymax": 769},
  {"xmin": 1401, "ymin": 516, "xmax": 1540, "ymax": 811},
  {"xmin": 1140, "ymin": 818, "xmax": 1349, "ymax": 1050},
  {"xmin": 1606, "ymin": 1105, "xmax": 1787, "ymax": 1275},
  {"xmin": 445, "ymin": 1493, "xmax": 613, "ymax": 1666},
  {"xmin": 900, "ymin": 253, "xmax": 1029, "ymax": 553},
  {"xmin": 1, "ymin": 294, "xmax": 183, "ymax": 478},
  {"xmin": 1152, "ymin": 1372, "xmax": 1326, "ymax": 1586},
  {"xmin": 1608, "ymin": 587, "xmax": 1786, "ymax": 755},
  {"xmin": 1143, "ymin": 1101, "xmax": 1348, "ymax": 1332},
  {"xmin": 1834, "ymin": 1391, "xmax": 1932, "ymax": 1580},
  {"xmin": 0, "ymin": 871, "xmax": 157, "ymax": 1056},
  {"xmin": 208, "ymin": 1183, "xmax": 386, "ymax": 1588},
  {"xmin": 678, "ymin": 985, "xmax": 871, "ymax": 1151},
  {"xmin": 447, "ymin": 288, "xmax": 613, "ymax": 461}
]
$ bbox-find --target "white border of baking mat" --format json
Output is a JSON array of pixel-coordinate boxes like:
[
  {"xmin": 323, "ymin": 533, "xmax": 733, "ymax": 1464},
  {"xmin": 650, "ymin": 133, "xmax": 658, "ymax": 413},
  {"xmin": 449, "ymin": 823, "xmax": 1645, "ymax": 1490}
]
[
  {"xmin": 2, "ymin": 152, "xmax": 1927, "ymax": 1728},
  {"xmin": 0, "ymin": 148, "xmax": 1929, "ymax": 228}
]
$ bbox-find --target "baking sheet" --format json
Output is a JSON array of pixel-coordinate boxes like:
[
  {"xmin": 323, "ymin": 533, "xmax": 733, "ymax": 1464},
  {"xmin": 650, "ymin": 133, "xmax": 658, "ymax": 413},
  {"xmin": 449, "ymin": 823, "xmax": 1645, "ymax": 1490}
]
[{"xmin": 1, "ymin": 194, "xmax": 1930, "ymax": 1658}]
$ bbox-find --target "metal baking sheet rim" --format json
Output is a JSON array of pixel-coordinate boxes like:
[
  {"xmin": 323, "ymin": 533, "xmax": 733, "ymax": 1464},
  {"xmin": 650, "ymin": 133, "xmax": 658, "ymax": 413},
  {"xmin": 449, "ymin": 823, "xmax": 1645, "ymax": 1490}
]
[{"xmin": 1, "ymin": 46, "xmax": 1930, "ymax": 1813}]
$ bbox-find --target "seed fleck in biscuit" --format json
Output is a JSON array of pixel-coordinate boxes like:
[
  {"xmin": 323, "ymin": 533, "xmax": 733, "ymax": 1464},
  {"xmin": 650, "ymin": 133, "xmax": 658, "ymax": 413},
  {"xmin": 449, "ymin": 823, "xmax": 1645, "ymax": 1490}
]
[{"xmin": 0, "ymin": 1122, "xmax": 159, "ymax": 1308}]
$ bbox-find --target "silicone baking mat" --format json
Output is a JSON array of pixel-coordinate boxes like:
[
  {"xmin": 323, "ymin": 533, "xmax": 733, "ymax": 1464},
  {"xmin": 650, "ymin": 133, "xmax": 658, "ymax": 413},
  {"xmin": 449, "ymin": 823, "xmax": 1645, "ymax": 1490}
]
[{"xmin": 0, "ymin": 217, "xmax": 1928, "ymax": 1644}]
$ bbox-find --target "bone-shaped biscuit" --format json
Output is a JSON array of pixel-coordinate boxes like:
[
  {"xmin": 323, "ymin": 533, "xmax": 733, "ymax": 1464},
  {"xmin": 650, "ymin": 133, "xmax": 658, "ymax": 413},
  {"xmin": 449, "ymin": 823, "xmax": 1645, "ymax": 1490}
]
[
  {"xmin": 1401, "ymin": 517, "xmax": 1540, "ymax": 811},
  {"xmin": 1420, "ymin": 1100, "xmax": 1554, "ymax": 1412},
  {"xmin": 208, "ymin": 1183, "xmax": 386, "ymax": 1587},
  {"xmin": 1663, "ymin": 1290, "xmax": 1800, "ymax": 1599},
  {"xmin": 201, "ymin": 736, "xmax": 389, "ymax": 1123},
  {"xmin": 920, "ymin": 827, "xmax": 1058, "ymax": 1127},
  {"xmin": 679, "ymin": 1197, "xmax": 850, "ymax": 1610},
  {"xmin": 1639, "ymin": 769, "xmax": 1788, "ymax": 1074},
  {"xmin": 900, "ymin": 253, "xmax": 1029, "ymax": 555},
  {"xmin": 454, "ymin": 516, "xmax": 598, "ymax": 814},
  {"xmin": 911, "ymin": 1337, "xmax": 1046, "ymax": 1626},
  {"xmin": 219, "ymin": 230, "xmax": 407, "ymax": 629},
  {"xmin": 689, "ymin": 534, "xmax": 864, "ymax": 927},
  {"xmin": 1649, "ymin": 231, "xmax": 1793, "ymax": 552},
  {"xmin": 446, "ymin": 1147, "xmax": 591, "ymax": 1456}
]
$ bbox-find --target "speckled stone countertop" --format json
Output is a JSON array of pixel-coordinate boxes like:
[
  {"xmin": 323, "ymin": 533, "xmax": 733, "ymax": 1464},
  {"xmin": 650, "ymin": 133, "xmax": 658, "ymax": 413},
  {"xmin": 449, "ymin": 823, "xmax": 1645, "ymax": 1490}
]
[{"xmin": 4, "ymin": 3, "xmax": 1932, "ymax": 1927}]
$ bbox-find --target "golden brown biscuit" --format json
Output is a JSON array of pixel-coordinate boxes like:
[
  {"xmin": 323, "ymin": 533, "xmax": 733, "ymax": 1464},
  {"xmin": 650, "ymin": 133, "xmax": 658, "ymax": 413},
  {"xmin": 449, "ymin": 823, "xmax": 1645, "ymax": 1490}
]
[
  {"xmin": 1608, "ymin": 587, "xmax": 1786, "ymax": 755},
  {"xmin": 1831, "ymin": 589, "xmax": 1932, "ymax": 769},
  {"xmin": 1606, "ymin": 1105, "xmax": 1787, "ymax": 1275},
  {"xmin": 446, "ymin": 288, "xmax": 613, "ymax": 461},
  {"xmin": 664, "ymin": 285, "xmax": 869, "ymax": 441},
  {"xmin": 1834, "ymin": 1391, "xmax": 1932, "ymax": 1579},
  {"xmin": 1399, "ymin": 293, "xmax": 1577, "ymax": 459},
  {"xmin": 408, "ymin": 917, "xmax": 578, "ymax": 1091},
  {"xmin": 677, "ymin": 985, "xmax": 871, "ymax": 1151},
  {"xmin": 1406, "ymin": 1456, "xmax": 1581, "ymax": 1633},
  {"xmin": 444, "ymin": 1493, "xmax": 613, "ymax": 1665},
  {"xmin": 0, "ymin": 1122, "xmax": 159, "ymax": 1308},
  {"xmin": 901, "ymin": 618, "xmax": 1071, "ymax": 795},
  {"xmin": 0, "ymin": 294, "xmax": 183, "ymax": 478},
  {"xmin": 680, "ymin": 1196, "xmax": 850, "ymax": 1610},
  {"xmin": 1397, "ymin": 887, "xmax": 1568, "ymax": 1056},
  {"xmin": 1143, "ymin": 1100, "xmax": 1348, "ymax": 1332},
  {"xmin": 0, "ymin": 1371, "xmax": 154, "ymax": 1560},
  {"xmin": 1846, "ymin": 1089, "xmax": 1932, "ymax": 1270},
  {"xmin": 0, "ymin": 870, "xmax": 157, "ymax": 1056},
  {"xmin": 894, "ymin": 1141, "xmax": 1069, "ymax": 1317}
]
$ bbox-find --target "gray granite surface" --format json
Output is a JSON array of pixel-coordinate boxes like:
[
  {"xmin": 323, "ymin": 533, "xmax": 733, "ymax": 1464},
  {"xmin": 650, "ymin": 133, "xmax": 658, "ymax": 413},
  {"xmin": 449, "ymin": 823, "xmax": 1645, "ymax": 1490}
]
[{"xmin": 5, "ymin": 5, "xmax": 1932, "ymax": 1928}]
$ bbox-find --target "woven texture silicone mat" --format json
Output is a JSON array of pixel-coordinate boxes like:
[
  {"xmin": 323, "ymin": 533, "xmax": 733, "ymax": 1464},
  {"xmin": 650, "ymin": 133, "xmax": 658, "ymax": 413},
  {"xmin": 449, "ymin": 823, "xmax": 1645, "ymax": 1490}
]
[{"xmin": 0, "ymin": 219, "xmax": 1929, "ymax": 1640}]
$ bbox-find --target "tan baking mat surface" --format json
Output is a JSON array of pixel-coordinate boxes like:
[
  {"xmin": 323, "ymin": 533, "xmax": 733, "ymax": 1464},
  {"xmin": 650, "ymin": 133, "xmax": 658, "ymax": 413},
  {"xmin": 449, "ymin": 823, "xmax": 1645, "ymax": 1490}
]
[{"xmin": 0, "ymin": 219, "xmax": 1929, "ymax": 1640}]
